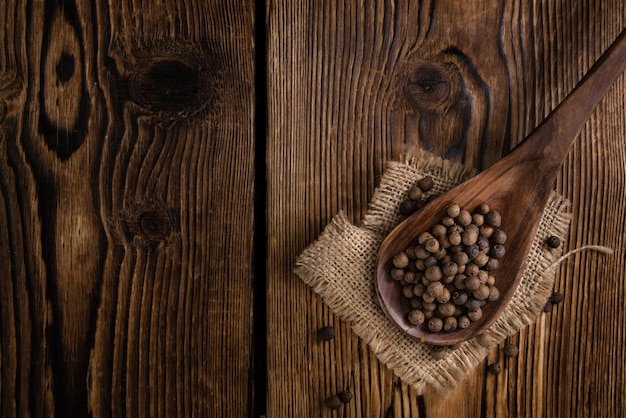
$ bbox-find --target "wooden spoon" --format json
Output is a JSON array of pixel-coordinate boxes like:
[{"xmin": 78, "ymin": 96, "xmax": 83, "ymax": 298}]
[{"xmin": 376, "ymin": 29, "xmax": 626, "ymax": 346}]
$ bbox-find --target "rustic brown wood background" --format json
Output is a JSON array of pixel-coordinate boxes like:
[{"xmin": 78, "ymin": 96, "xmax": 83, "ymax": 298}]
[{"xmin": 1, "ymin": 0, "xmax": 625, "ymax": 417}]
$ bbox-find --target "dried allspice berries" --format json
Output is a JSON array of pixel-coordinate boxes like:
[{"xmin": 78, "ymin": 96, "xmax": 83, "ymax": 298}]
[
  {"xmin": 408, "ymin": 309, "xmax": 426, "ymax": 325},
  {"xmin": 338, "ymin": 390, "xmax": 352, "ymax": 403},
  {"xmin": 392, "ymin": 252, "xmax": 410, "ymax": 268},
  {"xmin": 544, "ymin": 293, "xmax": 563, "ymax": 312},
  {"xmin": 392, "ymin": 201, "xmax": 507, "ymax": 333},
  {"xmin": 338, "ymin": 389, "xmax": 353, "ymax": 404},
  {"xmin": 503, "ymin": 344, "xmax": 519, "ymax": 358},
  {"xmin": 549, "ymin": 292, "xmax": 564, "ymax": 304},
  {"xmin": 488, "ymin": 363, "xmax": 502, "ymax": 374},
  {"xmin": 325, "ymin": 394, "xmax": 343, "ymax": 410},
  {"xmin": 399, "ymin": 199, "xmax": 417, "ymax": 216},
  {"xmin": 417, "ymin": 176, "xmax": 434, "ymax": 191},
  {"xmin": 318, "ymin": 326, "xmax": 335, "ymax": 341},
  {"xmin": 428, "ymin": 317, "xmax": 444, "ymax": 332},
  {"xmin": 399, "ymin": 177, "xmax": 437, "ymax": 217},
  {"xmin": 408, "ymin": 185, "xmax": 423, "ymax": 201},
  {"xmin": 546, "ymin": 235, "xmax": 561, "ymax": 248},
  {"xmin": 430, "ymin": 345, "xmax": 448, "ymax": 360}
]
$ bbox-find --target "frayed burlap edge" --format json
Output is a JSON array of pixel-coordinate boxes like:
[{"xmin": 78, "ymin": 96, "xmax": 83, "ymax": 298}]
[{"xmin": 295, "ymin": 149, "xmax": 571, "ymax": 397}]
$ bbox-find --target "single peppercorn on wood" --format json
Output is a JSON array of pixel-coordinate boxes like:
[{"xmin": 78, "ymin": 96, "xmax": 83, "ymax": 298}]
[
  {"xmin": 546, "ymin": 235, "xmax": 561, "ymax": 248},
  {"xmin": 503, "ymin": 344, "xmax": 519, "ymax": 357},
  {"xmin": 488, "ymin": 363, "xmax": 502, "ymax": 374},
  {"xmin": 318, "ymin": 326, "xmax": 335, "ymax": 341},
  {"xmin": 325, "ymin": 395, "xmax": 342, "ymax": 410}
]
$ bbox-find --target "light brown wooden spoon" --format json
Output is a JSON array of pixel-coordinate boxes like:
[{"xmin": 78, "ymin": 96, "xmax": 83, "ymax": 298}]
[{"xmin": 376, "ymin": 29, "xmax": 626, "ymax": 346}]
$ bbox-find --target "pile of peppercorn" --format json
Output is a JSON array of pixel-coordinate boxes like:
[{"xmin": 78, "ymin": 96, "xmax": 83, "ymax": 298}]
[{"xmin": 390, "ymin": 178, "xmax": 507, "ymax": 333}]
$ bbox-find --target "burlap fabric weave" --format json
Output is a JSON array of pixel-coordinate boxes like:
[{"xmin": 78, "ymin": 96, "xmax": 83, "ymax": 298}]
[{"xmin": 294, "ymin": 150, "xmax": 571, "ymax": 396}]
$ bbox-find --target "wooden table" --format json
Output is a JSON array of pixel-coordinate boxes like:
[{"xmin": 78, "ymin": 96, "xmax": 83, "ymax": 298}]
[{"xmin": 1, "ymin": 1, "xmax": 624, "ymax": 416}]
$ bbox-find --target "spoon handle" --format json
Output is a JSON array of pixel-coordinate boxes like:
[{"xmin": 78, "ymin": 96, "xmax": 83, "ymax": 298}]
[{"xmin": 518, "ymin": 29, "xmax": 626, "ymax": 175}]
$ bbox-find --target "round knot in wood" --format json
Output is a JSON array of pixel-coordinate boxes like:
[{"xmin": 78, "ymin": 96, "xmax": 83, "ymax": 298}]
[
  {"xmin": 131, "ymin": 60, "xmax": 199, "ymax": 112},
  {"xmin": 138, "ymin": 210, "xmax": 172, "ymax": 241},
  {"xmin": 405, "ymin": 61, "xmax": 460, "ymax": 111}
]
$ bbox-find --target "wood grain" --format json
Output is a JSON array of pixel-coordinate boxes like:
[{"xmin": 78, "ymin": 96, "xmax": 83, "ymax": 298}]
[
  {"xmin": 0, "ymin": 1, "xmax": 255, "ymax": 417},
  {"xmin": 2, "ymin": 0, "xmax": 625, "ymax": 416},
  {"xmin": 266, "ymin": 0, "xmax": 625, "ymax": 417}
]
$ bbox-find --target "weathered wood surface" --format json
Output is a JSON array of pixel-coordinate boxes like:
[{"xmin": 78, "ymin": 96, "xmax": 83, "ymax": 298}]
[
  {"xmin": 2, "ymin": 0, "xmax": 626, "ymax": 417},
  {"xmin": 266, "ymin": 1, "xmax": 625, "ymax": 417},
  {"xmin": 0, "ymin": 0, "xmax": 255, "ymax": 417}
]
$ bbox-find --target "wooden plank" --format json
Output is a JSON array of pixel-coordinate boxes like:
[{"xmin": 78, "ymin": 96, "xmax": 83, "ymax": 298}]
[
  {"xmin": 0, "ymin": 1, "xmax": 255, "ymax": 417},
  {"xmin": 266, "ymin": 0, "xmax": 625, "ymax": 416}
]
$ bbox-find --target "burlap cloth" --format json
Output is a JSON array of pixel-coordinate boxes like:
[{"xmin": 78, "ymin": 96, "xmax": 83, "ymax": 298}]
[{"xmin": 294, "ymin": 150, "xmax": 571, "ymax": 396}]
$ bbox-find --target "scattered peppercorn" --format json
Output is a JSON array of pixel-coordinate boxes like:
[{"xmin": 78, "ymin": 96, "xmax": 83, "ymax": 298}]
[
  {"xmin": 325, "ymin": 394, "xmax": 343, "ymax": 410},
  {"xmin": 503, "ymin": 344, "xmax": 519, "ymax": 358},
  {"xmin": 399, "ymin": 199, "xmax": 416, "ymax": 215},
  {"xmin": 488, "ymin": 363, "xmax": 502, "ymax": 374},
  {"xmin": 542, "ymin": 301, "xmax": 553, "ymax": 312},
  {"xmin": 417, "ymin": 176, "xmax": 434, "ymax": 191},
  {"xmin": 408, "ymin": 185, "xmax": 423, "ymax": 201},
  {"xmin": 546, "ymin": 235, "xmax": 561, "ymax": 248},
  {"xmin": 318, "ymin": 326, "xmax": 335, "ymax": 341},
  {"xmin": 338, "ymin": 389, "xmax": 353, "ymax": 403},
  {"xmin": 549, "ymin": 292, "xmax": 564, "ymax": 304},
  {"xmin": 430, "ymin": 345, "xmax": 448, "ymax": 360}
]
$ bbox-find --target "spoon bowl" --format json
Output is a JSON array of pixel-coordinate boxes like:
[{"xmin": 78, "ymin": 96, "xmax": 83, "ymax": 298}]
[{"xmin": 375, "ymin": 29, "xmax": 626, "ymax": 346}]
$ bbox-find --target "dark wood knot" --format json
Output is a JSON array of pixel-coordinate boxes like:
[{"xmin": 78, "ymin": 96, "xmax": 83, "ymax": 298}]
[
  {"xmin": 55, "ymin": 51, "xmax": 76, "ymax": 84},
  {"xmin": 405, "ymin": 61, "xmax": 461, "ymax": 111},
  {"xmin": 130, "ymin": 60, "xmax": 199, "ymax": 113},
  {"xmin": 39, "ymin": 0, "xmax": 89, "ymax": 161},
  {"xmin": 138, "ymin": 210, "xmax": 172, "ymax": 241},
  {"xmin": 123, "ymin": 202, "xmax": 177, "ymax": 245},
  {"xmin": 0, "ymin": 101, "xmax": 6, "ymax": 124}
]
